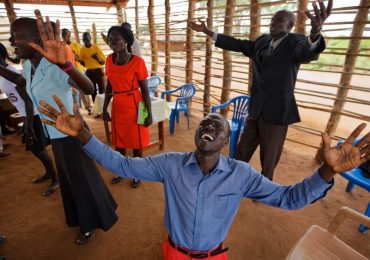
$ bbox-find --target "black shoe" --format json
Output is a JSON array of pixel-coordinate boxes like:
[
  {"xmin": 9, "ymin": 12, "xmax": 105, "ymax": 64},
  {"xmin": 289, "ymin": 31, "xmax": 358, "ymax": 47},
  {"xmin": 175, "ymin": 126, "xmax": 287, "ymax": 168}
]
[{"xmin": 132, "ymin": 179, "xmax": 141, "ymax": 188}]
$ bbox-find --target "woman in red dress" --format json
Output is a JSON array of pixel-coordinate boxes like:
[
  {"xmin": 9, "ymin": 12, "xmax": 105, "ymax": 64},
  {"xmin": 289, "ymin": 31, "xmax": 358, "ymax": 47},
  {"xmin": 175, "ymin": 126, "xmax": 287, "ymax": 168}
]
[{"xmin": 102, "ymin": 24, "xmax": 152, "ymax": 188}]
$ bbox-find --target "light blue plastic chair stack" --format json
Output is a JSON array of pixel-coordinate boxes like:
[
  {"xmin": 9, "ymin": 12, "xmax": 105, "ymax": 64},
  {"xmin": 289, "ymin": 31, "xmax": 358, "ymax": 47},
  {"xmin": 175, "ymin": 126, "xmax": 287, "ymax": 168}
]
[
  {"xmin": 147, "ymin": 76, "xmax": 161, "ymax": 97},
  {"xmin": 161, "ymin": 83, "xmax": 196, "ymax": 134},
  {"xmin": 212, "ymin": 95, "xmax": 250, "ymax": 158}
]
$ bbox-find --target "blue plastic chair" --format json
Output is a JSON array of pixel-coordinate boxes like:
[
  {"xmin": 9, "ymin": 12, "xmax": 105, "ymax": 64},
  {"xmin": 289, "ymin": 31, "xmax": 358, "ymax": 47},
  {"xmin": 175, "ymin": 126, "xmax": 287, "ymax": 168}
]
[
  {"xmin": 337, "ymin": 139, "xmax": 370, "ymax": 233},
  {"xmin": 148, "ymin": 76, "xmax": 161, "ymax": 97},
  {"xmin": 161, "ymin": 83, "xmax": 196, "ymax": 134},
  {"xmin": 211, "ymin": 96, "xmax": 250, "ymax": 158}
]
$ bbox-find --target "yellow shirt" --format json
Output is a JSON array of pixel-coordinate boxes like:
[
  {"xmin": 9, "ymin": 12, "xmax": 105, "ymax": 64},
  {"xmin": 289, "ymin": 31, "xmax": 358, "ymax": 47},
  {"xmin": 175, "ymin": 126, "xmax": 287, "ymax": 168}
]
[
  {"xmin": 80, "ymin": 44, "xmax": 106, "ymax": 70},
  {"xmin": 68, "ymin": 42, "xmax": 84, "ymax": 72}
]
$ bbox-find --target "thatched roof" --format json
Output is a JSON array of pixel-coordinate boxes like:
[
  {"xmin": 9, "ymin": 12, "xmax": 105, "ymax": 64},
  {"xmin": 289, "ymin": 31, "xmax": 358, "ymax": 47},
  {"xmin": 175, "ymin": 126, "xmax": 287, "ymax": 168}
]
[{"xmin": 9, "ymin": 0, "xmax": 129, "ymax": 7}]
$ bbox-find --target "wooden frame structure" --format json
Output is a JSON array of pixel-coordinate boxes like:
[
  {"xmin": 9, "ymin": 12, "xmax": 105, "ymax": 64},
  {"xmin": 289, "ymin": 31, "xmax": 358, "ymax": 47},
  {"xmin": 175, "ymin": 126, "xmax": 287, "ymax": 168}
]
[{"xmin": 1, "ymin": 0, "xmax": 369, "ymax": 154}]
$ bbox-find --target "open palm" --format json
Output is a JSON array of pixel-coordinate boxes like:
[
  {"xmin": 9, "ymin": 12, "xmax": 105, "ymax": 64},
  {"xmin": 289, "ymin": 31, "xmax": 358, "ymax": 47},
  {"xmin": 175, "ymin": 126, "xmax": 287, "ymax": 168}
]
[
  {"xmin": 38, "ymin": 95, "xmax": 84, "ymax": 137},
  {"xmin": 28, "ymin": 10, "xmax": 68, "ymax": 66},
  {"xmin": 322, "ymin": 123, "xmax": 370, "ymax": 173}
]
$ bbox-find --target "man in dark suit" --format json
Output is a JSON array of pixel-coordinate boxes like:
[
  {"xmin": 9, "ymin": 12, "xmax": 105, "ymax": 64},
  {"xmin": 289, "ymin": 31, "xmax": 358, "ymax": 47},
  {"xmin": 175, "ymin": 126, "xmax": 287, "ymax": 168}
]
[{"xmin": 189, "ymin": 0, "xmax": 333, "ymax": 180}]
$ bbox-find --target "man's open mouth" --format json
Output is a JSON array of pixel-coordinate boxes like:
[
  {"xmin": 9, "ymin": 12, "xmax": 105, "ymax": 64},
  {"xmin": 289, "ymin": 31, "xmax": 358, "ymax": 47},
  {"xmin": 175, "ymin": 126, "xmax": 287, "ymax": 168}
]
[{"xmin": 201, "ymin": 133, "xmax": 214, "ymax": 142}]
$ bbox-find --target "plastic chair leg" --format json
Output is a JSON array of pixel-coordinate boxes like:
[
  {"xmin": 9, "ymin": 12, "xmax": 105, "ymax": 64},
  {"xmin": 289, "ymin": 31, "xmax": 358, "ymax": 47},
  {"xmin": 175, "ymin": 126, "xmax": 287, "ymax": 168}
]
[
  {"xmin": 229, "ymin": 131, "xmax": 237, "ymax": 158},
  {"xmin": 359, "ymin": 201, "xmax": 370, "ymax": 234},
  {"xmin": 186, "ymin": 111, "xmax": 190, "ymax": 129},
  {"xmin": 175, "ymin": 111, "xmax": 180, "ymax": 124},
  {"xmin": 169, "ymin": 111, "xmax": 176, "ymax": 135},
  {"xmin": 345, "ymin": 181, "xmax": 355, "ymax": 193}
]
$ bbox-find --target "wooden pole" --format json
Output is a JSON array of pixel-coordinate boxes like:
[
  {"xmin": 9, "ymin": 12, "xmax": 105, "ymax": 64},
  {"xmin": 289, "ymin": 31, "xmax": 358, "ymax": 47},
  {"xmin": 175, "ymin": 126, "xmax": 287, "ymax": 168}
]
[
  {"xmin": 148, "ymin": 0, "xmax": 158, "ymax": 76},
  {"xmin": 164, "ymin": 0, "xmax": 172, "ymax": 102},
  {"xmin": 4, "ymin": 0, "xmax": 17, "ymax": 24},
  {"xmin": 203, "ymin": 0, "xmax": 214, "ymax": 116},
  {"xmin": 116, "ymin": 1, "xmax": 124, "ymax": 24},
  {"xmin": 135, "ymin": 0, "xmax": 140, "ymax": 37},
  {"xmin": 248, "ymin": 0, "xmax": 260, "ymax": 92},
  {"xmin": 67, "ymin": 0, "xmax": 80, "ymax": 44},
  {"xmin": 186, "ymin": 0, "xmax": 196, "ymax": 84},
  {"xmin": 92, "ymin": 23, "xmax": 97, "ymax": 45},
  {"xmin": 220, "ymin": 0, "xmax": 235, "ymax": 116},
  {"xmin": 295, "ymin": 0, "xmax": 309, "ymax": 34},
  {"xmin": 315, "ymin": 0, "xmax": 369, "ymax": 162}
]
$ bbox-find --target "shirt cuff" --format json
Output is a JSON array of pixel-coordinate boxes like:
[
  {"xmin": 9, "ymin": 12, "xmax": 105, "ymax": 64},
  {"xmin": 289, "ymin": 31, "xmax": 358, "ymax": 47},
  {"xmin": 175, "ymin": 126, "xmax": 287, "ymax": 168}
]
[
  {"xmin": 82, "ymin": 134, "xmax": 98, "ymax": 154},
  {"xmin": 307, "ymin": 35, "xmax": 320, "ymax": 51},
  {"xmin": 213, "ymin": 32, "xmax": 218, "ymax": 42},
  {"xmin": 309, "ymin": 170, "xmax": 334, "ymax": 202}
]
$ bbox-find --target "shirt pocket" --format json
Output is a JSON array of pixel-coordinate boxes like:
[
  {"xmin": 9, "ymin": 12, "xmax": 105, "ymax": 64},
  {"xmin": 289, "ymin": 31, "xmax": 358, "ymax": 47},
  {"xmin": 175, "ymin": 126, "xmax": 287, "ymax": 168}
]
[{"xmin": 212, "ymin": 194, "xmax": 239, "ymax": 219}]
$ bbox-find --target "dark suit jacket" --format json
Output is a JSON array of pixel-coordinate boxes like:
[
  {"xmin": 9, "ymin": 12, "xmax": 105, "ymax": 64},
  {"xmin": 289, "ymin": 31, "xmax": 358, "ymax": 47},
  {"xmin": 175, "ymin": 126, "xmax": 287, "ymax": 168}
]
[{"xmin": 215, "ymin": 33, "xmax": 326, "ymax": 125}]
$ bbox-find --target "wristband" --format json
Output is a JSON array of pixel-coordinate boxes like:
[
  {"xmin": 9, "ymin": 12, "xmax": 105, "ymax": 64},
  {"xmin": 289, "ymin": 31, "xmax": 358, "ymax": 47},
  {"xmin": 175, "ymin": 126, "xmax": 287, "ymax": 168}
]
[{"xmin": 59, "ymin": 61, "xmax": 74, "ymax": 73}]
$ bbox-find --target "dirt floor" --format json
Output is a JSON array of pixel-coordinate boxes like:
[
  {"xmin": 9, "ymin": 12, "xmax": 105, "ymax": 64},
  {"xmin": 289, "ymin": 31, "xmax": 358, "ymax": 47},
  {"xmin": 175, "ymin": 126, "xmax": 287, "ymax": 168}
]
[{"xmin": 0, "ymin": 110, "xmax": 369, "ymax": 260}]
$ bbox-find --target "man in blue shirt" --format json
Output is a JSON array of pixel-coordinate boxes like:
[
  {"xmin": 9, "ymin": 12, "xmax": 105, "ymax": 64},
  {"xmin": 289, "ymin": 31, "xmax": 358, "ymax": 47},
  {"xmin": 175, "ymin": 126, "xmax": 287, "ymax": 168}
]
[{"xmin": 38, "ymin": 95, "xmax": 370, "ymax": 259}]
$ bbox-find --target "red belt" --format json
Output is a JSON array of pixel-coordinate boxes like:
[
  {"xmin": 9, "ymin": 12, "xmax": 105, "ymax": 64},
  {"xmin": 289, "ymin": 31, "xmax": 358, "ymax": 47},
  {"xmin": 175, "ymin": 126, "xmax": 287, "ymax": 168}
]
[
  {"xmin": 113, "ymin": 88, "xmax": 139, "ymax": 95},
  {"xmin": 168, "ymin": 237, "xmax": 228, "ymax": 259}
]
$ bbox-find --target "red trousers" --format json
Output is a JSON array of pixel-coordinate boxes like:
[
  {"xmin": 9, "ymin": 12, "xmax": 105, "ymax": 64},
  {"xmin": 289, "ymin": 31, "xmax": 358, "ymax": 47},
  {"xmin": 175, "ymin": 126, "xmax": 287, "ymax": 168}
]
[{"xmin": 162, "ymin": 239, "xmax": 228, "ymax": 260}]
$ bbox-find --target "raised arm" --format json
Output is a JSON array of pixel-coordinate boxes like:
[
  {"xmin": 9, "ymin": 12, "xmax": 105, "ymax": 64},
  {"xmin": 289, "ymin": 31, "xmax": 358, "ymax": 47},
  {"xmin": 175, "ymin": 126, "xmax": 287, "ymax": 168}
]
[
  {"xmin": 29, "ymin": 10, "xmax": 94, "ymax": 95},
  {"xmin": 188, "ymin": 18, "xmax": 215, "ymax": 38},
  {"xmin": 319, "ymin": 123, "xmax": 370, "ymax": 182},
  {"xmin": 37, "ymin": 95, "xmax": 165, "ymax": 182},
  {"xmin": 0, "ymin": 64, "xmax": 26, "ymax": 86},
  {"xmin": 305, "ymin": 0, "xmax": 333, "ymax": 42}
]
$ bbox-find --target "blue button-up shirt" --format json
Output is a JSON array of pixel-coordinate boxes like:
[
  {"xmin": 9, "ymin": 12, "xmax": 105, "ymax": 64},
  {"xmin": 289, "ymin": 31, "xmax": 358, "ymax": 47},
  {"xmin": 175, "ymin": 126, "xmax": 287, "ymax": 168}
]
[{"xmin": 83, "ymin": 135, "xmax": 333, "ymax": 251}]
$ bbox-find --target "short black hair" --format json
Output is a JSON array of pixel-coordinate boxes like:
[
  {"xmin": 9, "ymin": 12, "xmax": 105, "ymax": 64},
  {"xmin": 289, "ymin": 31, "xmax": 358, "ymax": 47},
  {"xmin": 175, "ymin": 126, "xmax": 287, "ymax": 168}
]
[
  {"xmin": 121, "ymin": 22, "xmax": 132, "ymax": 30},
  {"xmin": 0, "ymin": 42, "xmax": 8, "ymax": 60},
  {"xmin": 61, "ymin": 28, "xmax": 70, "ymax": 38},
  {"xmin": 107, "ymin": 25, "xmax": 134, "ymax": 53},
  {"xmin": 12, "ymin": 17, "xmax": 57, "ymax": 38}
]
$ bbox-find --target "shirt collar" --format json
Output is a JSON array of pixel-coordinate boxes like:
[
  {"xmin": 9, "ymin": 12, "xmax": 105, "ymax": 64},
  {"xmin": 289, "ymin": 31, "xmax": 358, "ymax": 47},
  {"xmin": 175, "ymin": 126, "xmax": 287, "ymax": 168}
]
[
  {"xmin": 184, "ymin": 152, "xmax": 232, "ymax": 174},
  {"xmin": 270, "ymin": 34, "xmax": 288, "ymax": 49}
]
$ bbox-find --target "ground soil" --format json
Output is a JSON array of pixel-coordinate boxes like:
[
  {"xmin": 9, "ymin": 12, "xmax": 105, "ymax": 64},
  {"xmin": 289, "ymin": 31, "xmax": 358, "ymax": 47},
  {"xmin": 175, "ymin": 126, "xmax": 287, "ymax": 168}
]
[{"xmin": 0, "ymin": 109, "xmax": 369, "ymax": 260}]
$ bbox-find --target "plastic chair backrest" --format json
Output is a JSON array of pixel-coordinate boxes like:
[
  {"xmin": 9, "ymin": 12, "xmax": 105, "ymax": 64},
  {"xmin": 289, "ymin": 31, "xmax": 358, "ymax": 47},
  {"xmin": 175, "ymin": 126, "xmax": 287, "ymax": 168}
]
[
  {"xmin": 148, "ymin": 76, "xmax": 161, "ymax": 96},
  {"xmin": 230, "ymin": 96, "xmax": 250, "ymax": 124},
  {"xmin": 178, "ymin": 83, "xmax": 196, "ymax": 105}
]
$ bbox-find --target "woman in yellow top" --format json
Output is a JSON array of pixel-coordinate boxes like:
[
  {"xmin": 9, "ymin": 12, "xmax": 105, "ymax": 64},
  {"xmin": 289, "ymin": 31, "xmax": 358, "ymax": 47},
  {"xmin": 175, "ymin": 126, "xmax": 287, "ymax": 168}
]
[{"xmin": 79, "ymin": 32, "xmax": 106, "ymax": 102}]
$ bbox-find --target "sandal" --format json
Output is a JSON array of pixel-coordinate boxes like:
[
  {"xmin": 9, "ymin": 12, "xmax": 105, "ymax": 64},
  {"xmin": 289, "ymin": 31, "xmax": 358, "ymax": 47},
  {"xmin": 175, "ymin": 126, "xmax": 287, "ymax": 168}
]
[
  {"xmin": 76, "ymin": 231, "xmax": 95, "ymax": 245},
  {"xmin": 32, "ymin": 174, "xmax": 51, "ymax": 184},
  {"xmin": 42, "ymin": 183, "xmax": 59, "ymax": 196},
  {"xmin": 111, "ymin": 176, "xmax": 122, "ymax": 184}
]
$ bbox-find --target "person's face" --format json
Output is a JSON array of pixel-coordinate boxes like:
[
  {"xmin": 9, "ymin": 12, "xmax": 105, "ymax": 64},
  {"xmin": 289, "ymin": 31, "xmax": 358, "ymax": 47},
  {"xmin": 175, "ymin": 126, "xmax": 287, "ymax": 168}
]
[
  {"xmin": 269, "ymin": 11, "xmax": 293, "ymax": 38},
  {"xmin": 108, "ymin": 30, "xmax": 127, "ymax": 53},
  {"xmin": 195, "ymin": 114, "xmax": 229, "ymax": 154},
  {"xmin": 9, "ymin": 23, "xmax": 37, "ymax": 59},
  {"xmin": 83, "ymin": 33, "xmax": 91, "ymax": 46},
  {"xmin": 62, "ymin": 30, "xmax": 71, "ymax": 42}
]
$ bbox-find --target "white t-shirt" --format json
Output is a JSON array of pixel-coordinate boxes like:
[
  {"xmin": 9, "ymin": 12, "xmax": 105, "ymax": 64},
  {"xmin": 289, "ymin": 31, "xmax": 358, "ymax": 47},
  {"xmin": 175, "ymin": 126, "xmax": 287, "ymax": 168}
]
[{"xmin": 0, "ymin": 64, "xmax": 36, "ymax": 117}]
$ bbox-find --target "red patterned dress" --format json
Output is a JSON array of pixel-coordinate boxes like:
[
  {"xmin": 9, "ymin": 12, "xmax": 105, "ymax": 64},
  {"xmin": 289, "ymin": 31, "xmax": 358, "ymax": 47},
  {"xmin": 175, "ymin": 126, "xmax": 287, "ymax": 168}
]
[{"xmin": 105, "ymin": 54, "xmax": 149, "ymax": 149}]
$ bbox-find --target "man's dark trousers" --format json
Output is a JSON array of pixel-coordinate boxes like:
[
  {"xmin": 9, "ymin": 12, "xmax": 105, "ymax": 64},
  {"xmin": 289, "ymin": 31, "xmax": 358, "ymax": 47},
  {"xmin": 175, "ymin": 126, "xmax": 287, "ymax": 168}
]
[{"xmin": 235, "ymin": 117, "xmax": 288, "ymax": 180}]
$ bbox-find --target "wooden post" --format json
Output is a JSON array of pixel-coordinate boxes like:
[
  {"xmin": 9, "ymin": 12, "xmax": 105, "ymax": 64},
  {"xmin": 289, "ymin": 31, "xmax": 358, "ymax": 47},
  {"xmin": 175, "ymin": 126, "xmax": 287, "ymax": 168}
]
[
  {"xmin": 148, "ymin": 0, "xmax": 158, "ymax": 76},
  {"xmin": 203, "ymin": 0, "xmax": 214, "ymax": 116},
  {"xmin": 295, "ymin": 0, "xmax": 309, "ymax": 34},
  {"xmin": 248, "ymin": 0, "xmax": 260, "ymax": 92},
  {"xmin": 135, "ymin": 0, "xmax": 140, "ymax": 37},
  {"xmin": 67, "ymin": 0, "xmax": 80, "ymax": 44},
  {"xmin": 315, "ymin": 0, "xmax": 369, "ymax": 162},
  {"xmin": 92, "ymin": 23, "xmax": 97, "ymax": 45},
  {"xmin": 220, "ymin": 0, "xmax": 235, "ymax": 116},
  {"xmin": 185, "ymin": 0, "xmax": 196, "ymax": 83},
  {"xmin": 4, "ymin": 0, "xmax": 17, "ymax": 24},
  {"xmin": 116, "ymin": 1, "xmax": 124, "ymax": 24},
  {"xmin": 164, "ymin": 0, "xmax": 172, "ymax": 102}
]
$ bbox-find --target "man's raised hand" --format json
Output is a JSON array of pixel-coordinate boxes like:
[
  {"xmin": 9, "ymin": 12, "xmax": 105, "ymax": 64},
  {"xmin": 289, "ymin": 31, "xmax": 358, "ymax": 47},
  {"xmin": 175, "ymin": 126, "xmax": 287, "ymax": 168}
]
[
  {"xmin": 305, "ymin": 0, "xmax": 333, "ymax": 34},
  {"xmin": 38, "ymin": 95, "xmax": 84, "ymax": 137}
]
